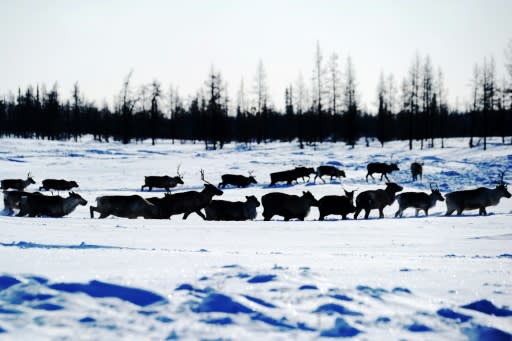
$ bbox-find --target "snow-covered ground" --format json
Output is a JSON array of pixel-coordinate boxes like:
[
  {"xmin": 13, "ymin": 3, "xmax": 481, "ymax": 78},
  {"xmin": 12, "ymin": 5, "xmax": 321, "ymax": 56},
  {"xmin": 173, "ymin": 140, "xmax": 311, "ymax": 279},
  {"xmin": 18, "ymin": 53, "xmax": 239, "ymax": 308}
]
[{"xmin": 0, "ymin": 137, "xmax": 511, "ymax": 340}]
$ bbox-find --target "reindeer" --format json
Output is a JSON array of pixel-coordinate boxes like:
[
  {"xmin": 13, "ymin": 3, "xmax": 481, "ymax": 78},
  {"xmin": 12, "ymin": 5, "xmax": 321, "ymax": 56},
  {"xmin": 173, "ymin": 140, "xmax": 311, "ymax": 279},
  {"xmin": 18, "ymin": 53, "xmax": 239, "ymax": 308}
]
[
  {"xmin": 39, "ymin": 179, "xmax": 79, "ymax": 193},
  {"xmin": 410, "ymin": 161, "xmax": 424, "ymax": 181},
  {"xmin": 445, "ymin": 173, "xmax": 511, "ymax": 216},
  {"xmin": 318, "ymin": 189, "xmax": 356, "ymax": 220},
  {"xmin": 17, "ymin": 191, "xmax": 87, "ymax": 217},
  {"xmin": 152, "ymin": 170, "xmax": 223, "ymax": 219},
  {"xmin": 314, "ymin": 165, "xmax": 346, "ymax": 184},
  {"xmin": 141, "ymin": 165, "xmax": 184, "ymax": 191},
  {"xmin": 354, "ymin": 182, "xmax": 403, "ymax": 219},
  {"xmin": 269, "ymin": 169, "xmax": 300, "ymax": 186},
  {"xmin": 3, "ymin": 191, "xmax": 43, "ymax": 215},
  {"xmin": 218, "ymin": 171, "xmax": 257, "ymax": 188},
  {"xmin": 294, "ymin": 167, "xmax": 316, "ymax": 183},
  {"xmin": 394, "ymin": 184, "xmax": 444, "ymax": 218},
  {"xmin": 262, "ymin": 191, "xmax": 318, "ymax": 221},
  {"xmin": 205, "ymin": 195, "xmax": 260, "ymax": 221},
  {"xmin": 90, "ymin": 195, "xmax": 159, "ymax": 219},
  {"xmin": 1, "ymin": 173, "xmax": 36, "ymax": 191},
  {"xmin": 366, "ymin": 162, "xmax": 399, "ymax": 182}
]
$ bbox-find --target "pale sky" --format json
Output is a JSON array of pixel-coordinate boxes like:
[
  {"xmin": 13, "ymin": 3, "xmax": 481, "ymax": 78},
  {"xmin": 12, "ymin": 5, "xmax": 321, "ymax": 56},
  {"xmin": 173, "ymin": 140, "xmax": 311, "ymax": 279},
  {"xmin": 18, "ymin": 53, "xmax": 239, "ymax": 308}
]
[{"xmin": 1, "ymin": 0, "xmax": 511, "ymax": 112}]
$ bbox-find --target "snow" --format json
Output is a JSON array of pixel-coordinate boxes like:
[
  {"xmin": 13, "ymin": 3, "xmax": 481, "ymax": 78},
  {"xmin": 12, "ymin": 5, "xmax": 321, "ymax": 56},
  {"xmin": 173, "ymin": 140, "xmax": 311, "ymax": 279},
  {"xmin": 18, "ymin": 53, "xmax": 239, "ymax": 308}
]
[{"xmin": 0, "ymin": 137, "xmax": 511, "ymax": 340}]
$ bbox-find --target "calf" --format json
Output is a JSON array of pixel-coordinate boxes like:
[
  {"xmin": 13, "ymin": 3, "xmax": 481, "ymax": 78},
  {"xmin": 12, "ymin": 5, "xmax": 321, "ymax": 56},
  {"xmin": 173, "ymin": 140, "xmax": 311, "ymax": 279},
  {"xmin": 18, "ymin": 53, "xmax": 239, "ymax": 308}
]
[
  {"xmin": 152, "ymin": 170, "xmax": 223, "ymax": 219},
  {"xmin": 318, "ymin": 189, "xmax": 356, "ymax": 220},
  {"xmin": 141, "ymin": 166, "xmax": 184, "ymax": 191},
  {"xmin": 205, "ymin": 195, "xmax": 260, "ymax": 221},
  {"xmin": 366, "ymin": 163, "xmax": 399, "ymax": 182},
  {"xmin": 218, "ymin": 172, "xmax": 257, "ymax": 188},
  {"xmin": 445, "ymin": 183, "xmax": 511, "ymax": 216},
  {"xmin": 1, "ymin": 174, "xmax": 36, "ymax": 191},
  {"xmin": 90, "ymin": 195, "xmax": 159, "ymax": 219},
  {"xmin": 410, "ymin": 162, "xmax": 423, "ymax": 181},
  {"xmin": 394, "ymin": 184, "xmax": 444, "ymax": 217},
  {"xmin": 354, "ymin": 182, "xmax": 403, "ymax": 219},
  {"xmin": 17, "ymin": 192, "xmax": 87, "ymax": 217},
  {"xmin": 314, "ymin": 165, "xmax": 346, "ymax": 183},
  {"xmin": 262, "ymin": 191, "xmax": 318, "ymax": 221},
  {"xmin": 39, "ymin": 179, "xmax": 79, "ymax": 192},
  {"xmin": 3, "ymin": 191, "xmax": 43, "ymax": 215}
]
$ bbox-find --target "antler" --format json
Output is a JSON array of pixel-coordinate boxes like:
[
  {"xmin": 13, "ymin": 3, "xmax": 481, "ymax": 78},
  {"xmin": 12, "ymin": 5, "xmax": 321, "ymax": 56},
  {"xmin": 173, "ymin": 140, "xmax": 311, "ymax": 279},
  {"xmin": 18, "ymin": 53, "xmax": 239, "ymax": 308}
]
[
  {"xmin": 177, "ymin": 164, "xmax": 183, "ymax": 178},
  {"xmin": 430, "ymin": 183, "xmax": 439, "ymax": 191},
  {"xmin": 27, "ymin": 172, "xmax": 32, "ymax": 178},
  {"xmin": 200, "ymin": 169, "xmax": 213, "ymax": 185},
  {"xmin": 248, "ymin": 170, "xmax": 254, "ymax": 176}
]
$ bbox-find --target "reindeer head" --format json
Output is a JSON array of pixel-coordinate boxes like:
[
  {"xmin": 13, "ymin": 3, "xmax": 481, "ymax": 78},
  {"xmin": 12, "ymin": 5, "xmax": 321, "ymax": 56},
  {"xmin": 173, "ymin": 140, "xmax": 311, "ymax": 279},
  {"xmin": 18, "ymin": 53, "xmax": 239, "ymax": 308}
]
[
  {"xmin": 27, "ymin": 172, "xmax": 36, "ymax": 184},
  {"xmin": 69, "ymin": 191, "xmax": 88, "ymax": 205},
  {"xmin": 175, "ymin": 164, "xmax": 184, "ymax": 184},
  {"xmin": 302, "ymin": 191, "xmax": 319, "ymax": 206},
  {"xmin": 497, "ymin": 171, "xmax": 511, "ymax": 198},
  {"xmin": 248, "ymin": 170, "xmax": 257, "ymax": 184},
  {"xmin": 430, "ymin": 183, "xmax": 444, "ymax": 202},
  {"xmin": 201, "ymin": 169, "xmax": 223, "ymax": 196}
]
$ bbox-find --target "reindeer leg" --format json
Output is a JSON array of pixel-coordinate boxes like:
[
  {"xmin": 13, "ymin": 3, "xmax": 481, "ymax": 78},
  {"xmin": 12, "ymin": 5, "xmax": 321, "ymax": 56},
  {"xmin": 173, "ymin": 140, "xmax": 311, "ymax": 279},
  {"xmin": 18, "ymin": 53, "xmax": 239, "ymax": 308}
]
[
  {"xmin": 445, "ymin": 209, "xmax": 455, "ymax": 216},
  {"xmin": 394, "ymin": 209, "xmax": 401, "ymax": 218},
  {"xmin": 354, "ymin": 207, "xmax": 361, "ymax": 219},
  {"xmin": 195, "ymin": 210, "xmax": 206, "ymax": 220},
  {"xmin": 90, "ymin": 206, "xmax": 95, "ymax": 218},
  {"xmin": 183, "ymin": 211, "xmax": 191, "ymax": 220},
  {"xmin": 415, "ymin": 209, "xmax": 419, "ymax": 217},
  {"xmin": 424, "ymin": 209, "xmax": 429, "ymax": 216},
  {"xmin": 378, "ymin": 208, "xmax": 384, "ymax": 218},
  {"xmin": 384, "ymin": 174, "xmax": 390, "ymax": 182},
  {"xmin": 364, "ymin": 209, "xmax": 370, "ymax": 219}
]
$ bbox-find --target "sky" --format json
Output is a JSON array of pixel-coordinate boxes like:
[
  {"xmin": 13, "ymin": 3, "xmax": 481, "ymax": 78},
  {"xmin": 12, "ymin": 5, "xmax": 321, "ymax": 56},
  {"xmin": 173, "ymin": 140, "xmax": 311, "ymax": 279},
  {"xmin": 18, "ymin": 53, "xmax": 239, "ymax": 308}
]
[{"xmin": 1, "ymin": 0, "xmax": 511, "ymax": 113}]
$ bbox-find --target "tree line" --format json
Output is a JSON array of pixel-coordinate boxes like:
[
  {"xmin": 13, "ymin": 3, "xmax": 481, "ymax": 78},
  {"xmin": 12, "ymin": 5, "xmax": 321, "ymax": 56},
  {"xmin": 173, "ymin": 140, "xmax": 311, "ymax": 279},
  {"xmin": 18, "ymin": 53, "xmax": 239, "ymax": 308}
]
[{"xmin": 1, "ymin": 42, "xmax": 511, "ymax": 150}]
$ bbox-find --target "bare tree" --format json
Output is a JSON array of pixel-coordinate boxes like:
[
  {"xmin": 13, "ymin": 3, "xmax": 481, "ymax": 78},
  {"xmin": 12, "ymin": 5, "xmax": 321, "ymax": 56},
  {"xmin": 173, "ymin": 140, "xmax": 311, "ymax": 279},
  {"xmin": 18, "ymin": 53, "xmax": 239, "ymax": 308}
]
[
  {"xmin": 327, "ymin": 52, "xmax": 342, "ymax": 115},
  {"xmin": 437, "ymin": 67, "xmax": 447, "ymax": 148},
  {"xmin": 481, "ymin": 57, "xmax": 496, "ymax": 151},
  {"xmin": 253, "ymin": 59, "xmax": 268, "ymax": 114},
  {"xmin": 422, "ymin": 55, "xmax": 434, "ymax": 148},
  {"xmin": 119, "ymin": 70, "xmax": 138, "ymax": 144},
  {"xmin": 343, "ymin": 55, "xmax": 358, "ymax": 147},
  {"xmin": 469, "ymin": 64, "xmax": 480, "ymax": 148},
  {"xmin": 150, "ymin": 80, "xmax": 161, "ymax": 145}
]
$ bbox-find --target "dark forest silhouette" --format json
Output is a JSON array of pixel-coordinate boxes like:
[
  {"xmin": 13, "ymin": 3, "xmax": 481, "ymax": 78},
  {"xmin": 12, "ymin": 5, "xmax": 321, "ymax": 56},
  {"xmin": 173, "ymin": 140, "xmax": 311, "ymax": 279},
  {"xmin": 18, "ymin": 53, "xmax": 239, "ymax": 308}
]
[{"xmin": 1, "ymin": 43, "xmax": 511, "ymax": 149}]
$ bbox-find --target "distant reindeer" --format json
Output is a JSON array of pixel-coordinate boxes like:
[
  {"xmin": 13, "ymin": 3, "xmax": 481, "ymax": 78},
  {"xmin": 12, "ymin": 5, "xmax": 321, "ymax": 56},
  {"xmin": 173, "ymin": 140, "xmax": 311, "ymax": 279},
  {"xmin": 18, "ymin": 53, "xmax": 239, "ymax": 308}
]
[
  {"xmin": 445, "ymin": 173, "xmax": 511, "ymax": 216},
  {"xmin": 205, "ymin": 195, "xmax": 260, "ymax": 221},
  {"xmin": 318, "ymin": 189, "xmax": 356, "ymax": 220},
  {"xmin": 39, "ymin": 179, "xmax": 79, "ymax": 193},
  {"xmin": 354, "ymin": 182, "xmax": 403, "ymax": 219},
  {"xmin": 269, "ymin": 167, "xmax": 314, "ymax": 186},
  {"xmin": 152, "ymin": 169, "xmax": 223, "ymax": 219},
  {"xmin": 218, "ymin": 171, "xmax": 257, "ymax": 188},
  {"xmin": 90, "ymin": 195, "xmax": 159, "ymax": 219},
  {"xmin": 294, "ymin": 167, "xmax": 316, "ymax": 183},
  {"xmin": 394, "ymin": 184, "xmax": 444, "ymax": 218},
  {"xmin": 366, "ymin": 162, "xmax": 399, "ymax": 182},
  {"xmin": 269, "ymin": 169, "xmax": 299, "ymax": 186},
  {"xmin": 1, "ymin": 173, "xmax": 36, "ymax": 191},
  {"xmin": 141, "ymin": 165, "xmax": 184, "ymax": 191},
  {"xmin": 3, "ymin": 191, "xmax": 43, "ymax": 215},
  {"xmin": 262, "ymin": 191, "xmax": 318, "ymax": 221},
  {"xmin": 17, "ymin": 191, "xmax": 87, "ymax": 217},
  {"xmin": 314, "ymin": 165, "xmax": 346, "ymax": 184},
  {"xmin": 410, "ymin": 161, "xmax": 423, "ymax": 182}
]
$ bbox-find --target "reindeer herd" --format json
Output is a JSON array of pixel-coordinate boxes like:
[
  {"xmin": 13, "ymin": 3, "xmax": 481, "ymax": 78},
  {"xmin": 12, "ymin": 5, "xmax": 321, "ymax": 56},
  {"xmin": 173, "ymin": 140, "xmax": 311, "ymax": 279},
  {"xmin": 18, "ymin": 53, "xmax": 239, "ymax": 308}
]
[{"xmin": 1, "ymin": 162, "xmax": 510, "ymax": 221}]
